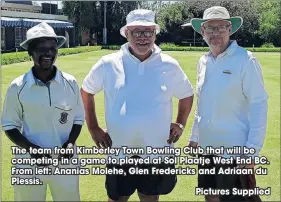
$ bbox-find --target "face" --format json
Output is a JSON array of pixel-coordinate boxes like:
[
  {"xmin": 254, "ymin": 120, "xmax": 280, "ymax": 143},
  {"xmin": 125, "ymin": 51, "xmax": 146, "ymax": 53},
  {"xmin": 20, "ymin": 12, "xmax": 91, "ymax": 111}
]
[
  {"xmin": 30, "ymin": 38, "xmax": 58, "ymax": 71},
  {"xmin": 201, "ymin": 20, "xmax": 232, "ymax": 48},
  {"xmin": 125, "ymin": 26, "xmax": 156, "ymax": 58}
]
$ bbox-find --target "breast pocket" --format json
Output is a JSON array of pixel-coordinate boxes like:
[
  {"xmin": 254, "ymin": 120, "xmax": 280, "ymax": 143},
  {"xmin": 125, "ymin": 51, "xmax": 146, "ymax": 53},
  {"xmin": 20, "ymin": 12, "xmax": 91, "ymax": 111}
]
[{"xmin": 54, "ymin": 104, "xmax": 74, "ymax": 126}]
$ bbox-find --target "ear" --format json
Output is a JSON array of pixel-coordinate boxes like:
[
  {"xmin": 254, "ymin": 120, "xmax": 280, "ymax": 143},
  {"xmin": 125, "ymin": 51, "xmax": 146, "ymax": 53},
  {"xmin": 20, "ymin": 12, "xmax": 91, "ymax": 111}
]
[
  {"xmin": 125, "ymin": 29, "xmax": 129, "ymax": 38},
  {"xmin": 201, "ymin": 27, "xmax": 205, "ymax": 35},
  {"xmin": 229, "ymin": 25, "xmax": 232, "ymax": 35}
]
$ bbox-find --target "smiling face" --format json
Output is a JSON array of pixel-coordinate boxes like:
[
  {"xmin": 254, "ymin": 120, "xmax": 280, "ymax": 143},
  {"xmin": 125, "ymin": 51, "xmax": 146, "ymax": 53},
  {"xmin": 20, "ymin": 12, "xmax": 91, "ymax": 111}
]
[
  {"xmin": 125, "ymin": 25, "xmax": 156, "ymax": 61},
  {"xmin": 201, "ymin": 20, "xmax": 232, "ymax": 50},
  {"xmin": 29, "ymin": 37, "xmax": 58, "ymax": 71}
]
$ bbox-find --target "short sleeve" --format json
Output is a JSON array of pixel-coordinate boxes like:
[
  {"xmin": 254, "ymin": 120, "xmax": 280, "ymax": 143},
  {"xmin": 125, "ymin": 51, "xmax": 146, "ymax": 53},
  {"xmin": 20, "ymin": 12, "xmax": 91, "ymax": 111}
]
[
  {"xmin": 173, "ymin": 65, "xmax": 194, "ymax": 99},
  {"xmin": 82, "ymin": 58, "xmax": 105, "ymax": 95},
  {"xmin": 1, "ymin": 84, "xmax": 23, "ymax": 131}
]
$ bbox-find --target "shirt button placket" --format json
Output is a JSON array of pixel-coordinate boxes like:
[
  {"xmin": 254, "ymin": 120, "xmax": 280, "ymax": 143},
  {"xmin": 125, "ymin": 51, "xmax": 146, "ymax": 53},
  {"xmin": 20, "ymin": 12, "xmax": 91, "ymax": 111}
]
[{"xmin": 138, "ymin": 63, "xmax": 144, "ymax": 75}]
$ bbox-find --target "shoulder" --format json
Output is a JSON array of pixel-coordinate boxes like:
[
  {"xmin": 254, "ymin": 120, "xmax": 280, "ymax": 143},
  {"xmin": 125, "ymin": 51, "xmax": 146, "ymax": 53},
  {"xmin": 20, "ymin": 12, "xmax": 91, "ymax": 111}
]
[
  {"xmin": 159, "ymin": 52, "xmax": 180, "ymax": 67},
  {"xmin": 9, "ymin": 74, "xmax": 27, "ymax": 93},
  {"xmin": 100, "ymin": 51, "xmax": 123, "ymax": 64},
  {"xmin": 235, "ymin": 45, "xmax": 257, "ymax": 64},
  {"xmin": 60, "ymin": 71, "xmax": 77, "ymax": 83}
]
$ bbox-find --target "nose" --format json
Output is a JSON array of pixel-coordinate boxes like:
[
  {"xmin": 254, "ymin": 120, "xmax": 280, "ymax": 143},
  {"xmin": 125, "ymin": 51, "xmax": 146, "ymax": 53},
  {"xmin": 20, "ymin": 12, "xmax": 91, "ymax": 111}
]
[
  {"xmin": 212, "ymin": 29, "xmax": 220, "ymax": 36},
  {"xmin": 138, "ymin": 33, "xmax": 148, "ymax": 39}
]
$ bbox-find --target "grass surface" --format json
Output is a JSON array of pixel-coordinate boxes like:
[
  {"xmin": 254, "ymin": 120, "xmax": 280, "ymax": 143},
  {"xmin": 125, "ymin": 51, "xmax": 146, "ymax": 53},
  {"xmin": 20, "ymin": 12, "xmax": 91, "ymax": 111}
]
[{"xmin": 1, "ymin": 50, "xmax": 280, "ymax": 201}]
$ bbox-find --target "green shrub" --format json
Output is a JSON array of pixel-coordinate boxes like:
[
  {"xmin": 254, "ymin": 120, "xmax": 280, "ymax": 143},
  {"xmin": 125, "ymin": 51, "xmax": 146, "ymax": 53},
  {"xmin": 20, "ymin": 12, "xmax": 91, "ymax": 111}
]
[
  {"xmin": 101, "ymin": 45, "xmax": 120, "ymax": 50},
  {"xmin": 246, "ymin": 48, "xmax": 280, "ymax": 52},
  {"xmin": 101, "ymin": 44, "xmax": 279, "ymax": 52},
  {"xmin": 2, "ymin": 46, "xmax": 102, "ymax": 65},
  {"xmin": 261, "ymin": 43, "xmax": 275, "ymax": 48}
]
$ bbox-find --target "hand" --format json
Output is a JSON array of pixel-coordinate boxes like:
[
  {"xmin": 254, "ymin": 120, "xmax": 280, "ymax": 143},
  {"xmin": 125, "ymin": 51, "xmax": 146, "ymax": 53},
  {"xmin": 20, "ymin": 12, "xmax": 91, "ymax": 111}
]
[
  {"xmin": 58, "ymin": 141, "xmax": 74, "ymax": 161},
  {"xmin": 187, "ymin": 141, "xmax": 198, "ymax": 157},
  {"xmin": 90, "ymin": 127, "xmax": 112, "ymax": 148},
  {"xmin": 167, "ymin": 123, "xmax": 184, "ymax": 144},
  {"xmin": 188, "ymin": 141, "xmax": 198, "ymax": 148},
  {"xmin": 28, "ymin": 145, "xmax": 52, "ymax": 167}
]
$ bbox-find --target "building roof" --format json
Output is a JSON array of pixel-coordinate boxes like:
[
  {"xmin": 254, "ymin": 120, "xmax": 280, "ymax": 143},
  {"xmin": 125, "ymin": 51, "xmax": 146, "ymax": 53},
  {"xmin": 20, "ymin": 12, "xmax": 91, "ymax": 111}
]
[
  {"xmin": 5, "ymin": 1, "xmax": 33, "ymax": 5},
  {"xmin": 1, "ymin": 17, "xmax": 73, "ymax": 28}
]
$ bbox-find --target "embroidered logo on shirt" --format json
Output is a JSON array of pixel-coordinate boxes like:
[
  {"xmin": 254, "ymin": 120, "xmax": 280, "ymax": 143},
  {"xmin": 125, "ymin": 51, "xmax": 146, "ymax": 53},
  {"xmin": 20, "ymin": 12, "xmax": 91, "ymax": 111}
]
[
  {"xmin": 59, "ymin": 112, "xmax": 68, "ymax": 124},
  {"xmin": 223, "ymin": 70, "xmax": 232, "ymax": 74}
]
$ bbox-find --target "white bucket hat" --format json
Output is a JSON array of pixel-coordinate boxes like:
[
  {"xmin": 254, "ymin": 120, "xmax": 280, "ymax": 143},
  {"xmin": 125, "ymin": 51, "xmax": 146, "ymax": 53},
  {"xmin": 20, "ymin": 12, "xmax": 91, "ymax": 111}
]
[
  {"xmin": 20, "ymin": 22, "xmax": 66, "ymax": 50},
  {"xmin": 120, "ymin": 9, "xmax": 160, "ymax": 38},
  {"xmin": 182, "ymin": 6, "xmax": 243, "ymax": 35}
]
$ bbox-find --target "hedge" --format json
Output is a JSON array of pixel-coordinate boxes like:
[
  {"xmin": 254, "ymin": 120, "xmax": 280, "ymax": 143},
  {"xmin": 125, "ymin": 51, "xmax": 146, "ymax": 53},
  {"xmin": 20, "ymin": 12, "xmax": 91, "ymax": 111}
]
[
  {"xmin": 102, "ymin": 44, "xmax": 280, "ymax": 52},
  {"xmin": 2, "ymin": 46, "xmax": 102, "ymax": 65},
  {"xmin": 2, "ymin": 45, "xmax": 279, "ymax": 65}
]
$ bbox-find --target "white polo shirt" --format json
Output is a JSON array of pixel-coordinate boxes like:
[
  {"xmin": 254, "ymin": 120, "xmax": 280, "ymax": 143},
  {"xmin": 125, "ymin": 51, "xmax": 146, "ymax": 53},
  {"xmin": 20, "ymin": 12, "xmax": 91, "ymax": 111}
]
[
  {"xmin": 2, "ymin": 68, "xmax": 85, "ymax": 149},
  {"xmin": 190, "ymin": 41, "xmax": 268, "ymax": 158},
  {"xmin": 82, "ymin": 43, "xmax": 193, "ymax": 158}
]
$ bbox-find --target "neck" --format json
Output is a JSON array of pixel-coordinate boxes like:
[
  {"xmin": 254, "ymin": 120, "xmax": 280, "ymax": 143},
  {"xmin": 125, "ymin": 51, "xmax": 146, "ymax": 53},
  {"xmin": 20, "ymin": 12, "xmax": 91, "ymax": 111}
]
[
  {"xmin": 32, "ymin": 65, "xmax": 56, "ymax": 83},
  {"xmin": 129, "ymin": 46, "xmax": 153, "ymax": 62},
  {"xmin": 210, "ymin": 40, "xmax": 231, "ymax": 57}
]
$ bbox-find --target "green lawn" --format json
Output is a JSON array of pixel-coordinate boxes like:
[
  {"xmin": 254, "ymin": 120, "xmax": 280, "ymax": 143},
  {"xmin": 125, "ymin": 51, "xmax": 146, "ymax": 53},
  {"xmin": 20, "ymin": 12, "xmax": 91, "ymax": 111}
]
[{"xmin": 1, "ymin": 50, "xmax": 280, "ymax": 201}]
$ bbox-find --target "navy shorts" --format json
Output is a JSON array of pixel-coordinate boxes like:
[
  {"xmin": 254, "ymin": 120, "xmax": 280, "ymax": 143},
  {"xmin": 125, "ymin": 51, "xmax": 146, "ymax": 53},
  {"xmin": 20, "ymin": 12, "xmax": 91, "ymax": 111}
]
[
  {"xmin": 105, "ymin": 156, "xmax": 177, "ymax": 201},
  {"xmin": 198, "ymin": 155, "xmax": 261, "ymax": 202}
]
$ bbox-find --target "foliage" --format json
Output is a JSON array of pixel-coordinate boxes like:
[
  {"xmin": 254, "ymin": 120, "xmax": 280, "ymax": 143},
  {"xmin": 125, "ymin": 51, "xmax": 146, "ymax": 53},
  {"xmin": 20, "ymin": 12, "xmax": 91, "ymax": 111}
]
[
  {"xmin": 62, "ymin": 1, "xmax": 141, "ymax": 45},
  {"xmin": 62, "ymin": 1, "xmax": 280, "ymax": 47},
  {"xmin": 261, "ymin": 43, "xmax": 275, "ymax": 48},
  {"xmin": 2, "ymin": 46, "xmax": 102, "ymax": 65},
  {"xmin": 101, "ymin": 44, "xmax": 280, "ymax": 52},
  {"xmin": 256, "ymin": 0, "xmax": 281, "ymax": 46}
]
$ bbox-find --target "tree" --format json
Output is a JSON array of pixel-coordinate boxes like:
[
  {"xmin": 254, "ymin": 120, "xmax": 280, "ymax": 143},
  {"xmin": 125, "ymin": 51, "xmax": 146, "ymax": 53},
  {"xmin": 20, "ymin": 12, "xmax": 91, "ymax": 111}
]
[
  {"xmin": 62, "ymin": 1, "xmax": 140, "ymax": 45},
  {"xmin": 156, "ymin": 0, "xmax": 261, "ymax": 46},
  {"xmin": 256, "ymin": 0, "xmax": 281, "ymax": 46}
]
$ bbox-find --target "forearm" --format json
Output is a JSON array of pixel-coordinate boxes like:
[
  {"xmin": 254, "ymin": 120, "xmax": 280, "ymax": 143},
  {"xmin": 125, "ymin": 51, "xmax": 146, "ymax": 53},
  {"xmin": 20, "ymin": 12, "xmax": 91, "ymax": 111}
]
[
  {"xmin": 176, "ymin": 96, "xmax": 193, "ymax": 127},
  {"xmin": 67, "ymin": 124, "xmax": 82, "ymax": 145},
  {"xmin": 81, "ymin": 89, "xmax": 100, "ymax": 133},
  {"xmin": 5, "ymin": 129, "xmax": 38, "ymax": 150}
]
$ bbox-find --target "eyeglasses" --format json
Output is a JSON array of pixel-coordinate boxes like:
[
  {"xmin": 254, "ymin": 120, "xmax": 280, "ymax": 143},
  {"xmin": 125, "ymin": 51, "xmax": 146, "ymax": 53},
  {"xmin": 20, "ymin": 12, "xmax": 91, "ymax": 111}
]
[
  {"xmin": 129, "ymin": 30, "xmax": 155, "ymax": 37},
  {"xmin": 203, "ymin": 25, "xmax": 231, "ymax": 33}
]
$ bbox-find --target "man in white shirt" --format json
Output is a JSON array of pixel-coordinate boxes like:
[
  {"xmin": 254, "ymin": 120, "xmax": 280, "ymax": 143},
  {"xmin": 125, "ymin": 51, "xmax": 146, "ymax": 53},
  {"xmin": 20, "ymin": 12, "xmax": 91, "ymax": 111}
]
[
  {"xmin": 2, "ymin": 22, "xmax": 85, "ymax": 201},
  {"xmin": 183, "ymin": 6, "xmax": 268, "ymax": 202},
  {"xmin": 81, "ymin": 9, "xmax": 194, "ymax": 202}
]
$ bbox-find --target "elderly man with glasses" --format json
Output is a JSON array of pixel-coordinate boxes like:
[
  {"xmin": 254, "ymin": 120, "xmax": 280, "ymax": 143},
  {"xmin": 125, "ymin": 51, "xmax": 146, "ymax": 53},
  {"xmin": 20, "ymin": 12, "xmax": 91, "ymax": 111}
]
[
  {"xmin": 81, "ymin": 9, "xmax": 194, "ymax": 202},
  {"xmin": 183, "ymin": 6, "xmax": 268, "ymax": 202}
]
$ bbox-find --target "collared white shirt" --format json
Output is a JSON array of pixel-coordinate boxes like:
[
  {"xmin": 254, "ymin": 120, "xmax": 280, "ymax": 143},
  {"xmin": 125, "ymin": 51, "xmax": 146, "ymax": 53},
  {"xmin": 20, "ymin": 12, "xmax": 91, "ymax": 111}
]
[
  {"xmin": 2, "ymin": 68, "xmax": 85, "ymax": 148},
  {"xmin": 82, "ymin": 43, "xmax": 193, "ymax": 158},
  {"xmin": 190, "ymin": 41, "xmax": 268, "ymax": 157}
]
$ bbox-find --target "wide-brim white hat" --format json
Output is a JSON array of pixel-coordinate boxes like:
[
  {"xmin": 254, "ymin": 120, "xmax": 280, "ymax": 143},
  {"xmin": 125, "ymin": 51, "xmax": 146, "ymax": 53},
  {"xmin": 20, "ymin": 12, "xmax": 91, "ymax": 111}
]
[
  {"xmin": 120, "ymin": 9, "xmax": 160, "ymax": 38},
  {"xmin": 20, "ymin": 22, "xmax": 66, "ymax": 50},
  {"xmin": 182, "ymin": 6, "xmax": 243, "ymax": 35}
]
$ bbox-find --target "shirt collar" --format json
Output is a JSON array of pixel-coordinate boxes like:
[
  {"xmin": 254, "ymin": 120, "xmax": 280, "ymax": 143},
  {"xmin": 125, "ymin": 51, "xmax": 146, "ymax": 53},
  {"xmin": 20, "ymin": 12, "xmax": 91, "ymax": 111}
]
[
  {"xmin": 121, "ymin": 42, "xmax": 161, "ymax": 62},
  {"xmin": 25, "ymin": 66, "xmax": 62, "ymax": 88},
  {"xmin": 208, "ymin": 40, "xmax": 238, "ymax": 59}
]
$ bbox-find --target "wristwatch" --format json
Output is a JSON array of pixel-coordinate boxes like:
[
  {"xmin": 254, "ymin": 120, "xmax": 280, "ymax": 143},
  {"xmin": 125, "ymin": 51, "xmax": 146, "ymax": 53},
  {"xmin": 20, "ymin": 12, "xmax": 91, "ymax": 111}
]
[
  {"xmin": 66, "ymin": 143, "xmax": 74, "ymax": 149},
  {"xmin": 175, "ymin": 123, "xmax": 184, "ymax": 130}
]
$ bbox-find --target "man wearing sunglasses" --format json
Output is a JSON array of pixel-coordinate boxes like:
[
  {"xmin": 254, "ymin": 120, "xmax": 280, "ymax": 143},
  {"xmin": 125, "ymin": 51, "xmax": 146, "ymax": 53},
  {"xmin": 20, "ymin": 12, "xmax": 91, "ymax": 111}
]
[
  {"xmin": 183, "ymin": 6, "xmax": 268, "ymax": 202},
  {"xmin": 2, "ymin": 22, "xmax": 84, "ymax": 201},
  {"xmin": 81, "ymin": 9, "xmax": 194, "ymax": 202}
]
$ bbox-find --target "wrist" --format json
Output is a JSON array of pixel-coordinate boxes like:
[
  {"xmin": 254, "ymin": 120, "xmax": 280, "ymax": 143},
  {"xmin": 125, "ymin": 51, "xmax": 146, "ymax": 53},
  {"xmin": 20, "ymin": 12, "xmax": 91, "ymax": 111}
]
[{"xmin": 175, "ymin": 123, "xmax": 185, "ymax": 130}]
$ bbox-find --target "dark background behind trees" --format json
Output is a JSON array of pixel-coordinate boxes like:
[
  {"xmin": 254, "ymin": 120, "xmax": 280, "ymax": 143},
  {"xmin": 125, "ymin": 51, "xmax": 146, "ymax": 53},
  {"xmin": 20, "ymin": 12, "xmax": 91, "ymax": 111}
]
[{"xmin": 63, "ymin": 0, "xmax": 280, "ymax": 47}]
